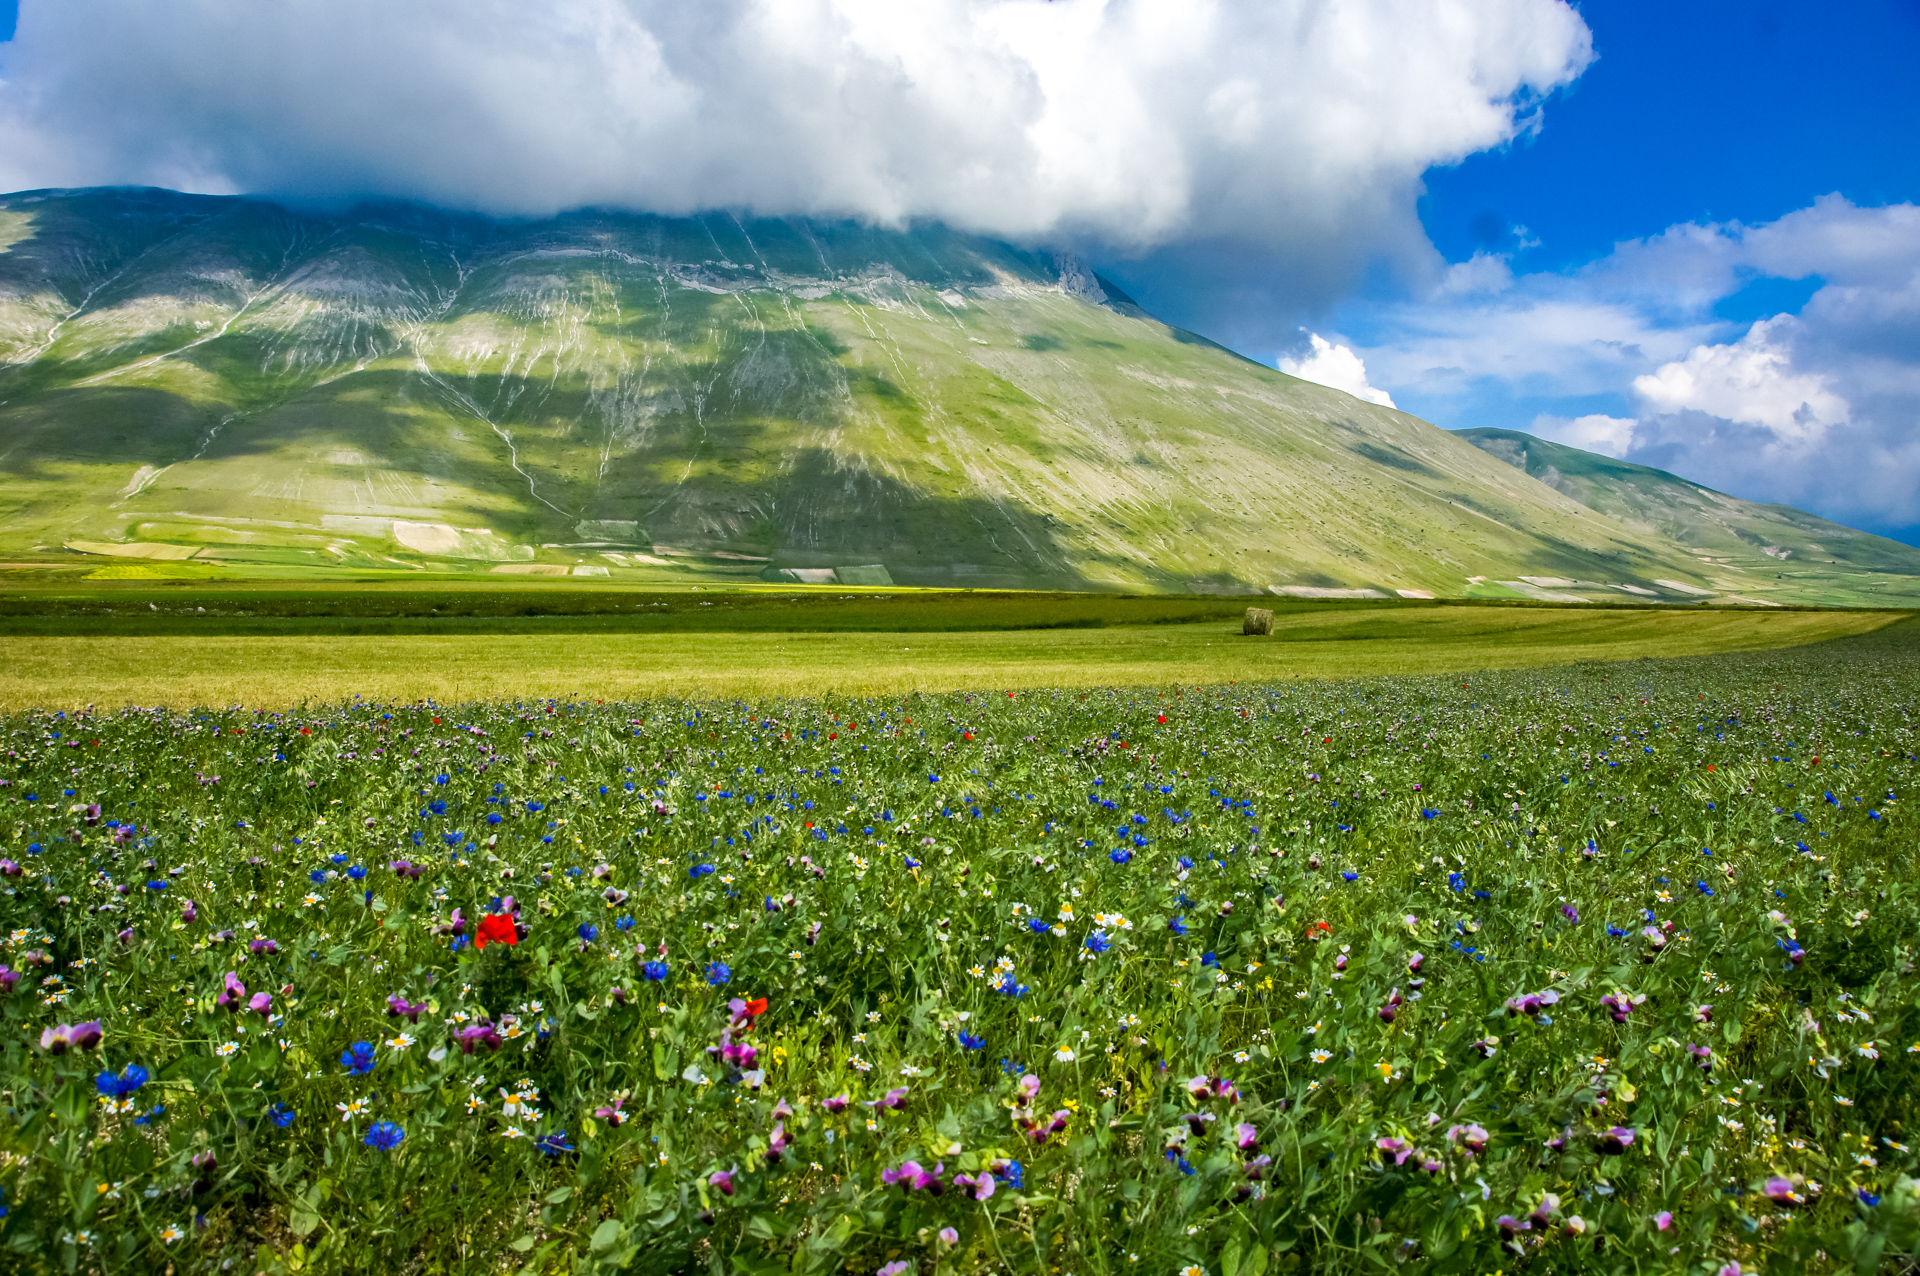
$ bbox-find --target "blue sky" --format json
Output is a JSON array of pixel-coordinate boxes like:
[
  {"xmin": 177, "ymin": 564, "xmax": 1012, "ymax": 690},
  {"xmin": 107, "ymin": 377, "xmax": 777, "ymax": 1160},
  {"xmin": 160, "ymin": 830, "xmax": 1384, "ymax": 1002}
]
[
  {"xmin": 1419, "ymin": 0, "xmax": 1920, "ymax": 276},
  {"xmin": 1261, "ymin": 0, "xmax": 1920, "ymax": 544},
  {"xmin": 0, "ymin": 0, "xmax": 1916, "ymax": 541}
]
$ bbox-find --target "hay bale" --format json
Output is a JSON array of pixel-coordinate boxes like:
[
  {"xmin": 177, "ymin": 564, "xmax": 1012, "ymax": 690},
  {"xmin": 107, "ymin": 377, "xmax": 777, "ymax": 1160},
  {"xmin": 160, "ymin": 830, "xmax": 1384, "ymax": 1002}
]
[{"xmin": 1242, "ymin": 607, "xmax": 1274, "ymax": 636}]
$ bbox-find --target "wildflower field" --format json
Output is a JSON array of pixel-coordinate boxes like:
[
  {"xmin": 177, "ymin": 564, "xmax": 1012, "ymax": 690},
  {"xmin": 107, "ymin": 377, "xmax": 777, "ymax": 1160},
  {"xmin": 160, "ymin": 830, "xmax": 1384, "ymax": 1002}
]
[{"xmin": 1, "ymin": 616, "xmax": 1917, "ymax": 1276}]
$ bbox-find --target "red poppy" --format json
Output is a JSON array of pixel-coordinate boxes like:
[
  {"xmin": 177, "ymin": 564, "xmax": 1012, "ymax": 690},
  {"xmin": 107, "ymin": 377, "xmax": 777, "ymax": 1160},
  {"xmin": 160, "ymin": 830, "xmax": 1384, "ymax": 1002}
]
[
  {"xmin": 741, "ymin": 997, "xmax": 769, "ymax": 1022},
  {"xmin": 474, "ymin": 914, "xmax": 519, "ymax": 949}
]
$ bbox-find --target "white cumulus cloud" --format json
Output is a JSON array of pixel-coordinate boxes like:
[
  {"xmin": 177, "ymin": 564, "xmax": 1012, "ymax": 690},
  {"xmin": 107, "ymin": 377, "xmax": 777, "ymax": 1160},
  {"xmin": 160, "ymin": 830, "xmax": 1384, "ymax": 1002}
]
[
  {"xmin": 0, "ymin": 0, "xmax": 1590, "ymax": 298},
  {"xmin": 1530, "ymin": 413, "xmax": 1638, "ymax": 458},
  {"xmin": 1279, "ymin": 333, "xmax": 1396, "ymax": 407},
  {"xmin": 1631, "ymin": 317, "xmax": 1849, "ymax": 442}
]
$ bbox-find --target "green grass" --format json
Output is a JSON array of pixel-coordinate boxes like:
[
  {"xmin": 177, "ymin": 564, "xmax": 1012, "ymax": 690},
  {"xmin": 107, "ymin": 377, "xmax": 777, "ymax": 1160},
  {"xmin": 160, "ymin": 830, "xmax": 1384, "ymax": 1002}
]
[
  {"xmin": 1, "ymin": 616, "xmax": 1917, "ymax": 1274},
  {"xmin": 0, "ymin": 605, "xmax": 1894, "ymax": 709}
]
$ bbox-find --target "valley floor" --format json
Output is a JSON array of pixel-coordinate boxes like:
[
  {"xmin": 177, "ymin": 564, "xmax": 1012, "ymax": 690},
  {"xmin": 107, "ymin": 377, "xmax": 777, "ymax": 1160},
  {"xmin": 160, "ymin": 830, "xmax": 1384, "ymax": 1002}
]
[{"xmin": 0, "ymin": 605, "xmax": 1894, "ymax": 709}]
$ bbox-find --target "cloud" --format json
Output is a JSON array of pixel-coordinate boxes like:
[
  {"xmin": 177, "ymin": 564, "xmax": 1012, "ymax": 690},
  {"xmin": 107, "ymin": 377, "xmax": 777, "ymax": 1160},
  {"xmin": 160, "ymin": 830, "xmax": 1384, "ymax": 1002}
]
[
  {"xmin": 1340, "ymin": 196, "xmax": 1920, "ymax": 541},
  {"xmin": 0, "ymin": 0, "xmax": 1590, "ymax": 319},
  {"xmin": 1530, "ymin": 413, "xmax": 1637, "ymax": 458},
  {"xmin": 1279, "ymin": 333, "xmax": 1396, "ymax": 407},
  {"xmin": 1630, "ymin": 317, "xmax": 1848, "ymax": 442}
]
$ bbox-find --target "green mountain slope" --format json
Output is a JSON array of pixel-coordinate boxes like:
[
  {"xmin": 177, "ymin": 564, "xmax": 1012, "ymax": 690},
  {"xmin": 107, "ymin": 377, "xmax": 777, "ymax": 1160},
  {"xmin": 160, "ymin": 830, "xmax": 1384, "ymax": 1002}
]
[
  {"xmin": 1458, "ymin": 428, "xmax": 1920, "ymax": 607},
  {"xmin": 0, "ymin": 187, "xmax": 1909, "ymax": 605}
]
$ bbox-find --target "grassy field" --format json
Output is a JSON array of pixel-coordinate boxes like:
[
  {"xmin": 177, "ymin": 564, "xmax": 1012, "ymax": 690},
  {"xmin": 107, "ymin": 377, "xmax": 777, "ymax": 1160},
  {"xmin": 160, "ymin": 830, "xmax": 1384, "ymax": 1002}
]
[
  {"xmin": 0, "ymin": 603, "xmax": 1898, "ymax": 709},
  {"xmin": 2, "ymin": 614, "xmax": 1917, "ymax": 1274}
]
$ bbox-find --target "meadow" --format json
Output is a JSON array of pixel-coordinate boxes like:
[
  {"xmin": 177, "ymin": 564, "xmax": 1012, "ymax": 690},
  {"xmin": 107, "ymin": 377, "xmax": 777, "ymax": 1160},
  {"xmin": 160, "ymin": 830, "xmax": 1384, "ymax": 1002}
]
[
  {"xmin": 0, "ymin": 591, "xmax": 1895, "ymax": 708},
  {"xmin": 0, "ymin": 615, "xmax": 1916, "ymax": 1275}
]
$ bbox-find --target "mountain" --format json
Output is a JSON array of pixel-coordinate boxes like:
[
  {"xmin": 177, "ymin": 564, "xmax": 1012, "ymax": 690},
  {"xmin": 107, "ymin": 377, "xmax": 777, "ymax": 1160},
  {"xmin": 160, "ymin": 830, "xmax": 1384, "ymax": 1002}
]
[
  {"xmin": 0, "ymin": 187, "xmax": 1912, "ymax": 606},
  {"xmin": 1458, "ymin": 428, "xmax": 1920, "ymax": 607}
]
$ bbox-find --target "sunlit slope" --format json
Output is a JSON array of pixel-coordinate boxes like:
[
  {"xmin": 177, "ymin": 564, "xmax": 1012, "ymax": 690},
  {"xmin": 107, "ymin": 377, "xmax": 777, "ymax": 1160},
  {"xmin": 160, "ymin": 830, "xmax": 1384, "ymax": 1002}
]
[
  {"xmin": 1459, "ymin": 428, "xmax": 1920, "ymax": 607},
  {"xmin": 0, "ymin": 187, "xmax": 1891, "ymax": 601}
]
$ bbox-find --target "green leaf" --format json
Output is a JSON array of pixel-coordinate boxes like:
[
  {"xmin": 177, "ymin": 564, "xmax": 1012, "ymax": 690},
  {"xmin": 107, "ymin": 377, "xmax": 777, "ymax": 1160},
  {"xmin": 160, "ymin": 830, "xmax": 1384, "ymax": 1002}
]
[
  {"xmin": 589, "ymin": 1219, "xmax": 623, "ymax": 1254},
  {"xmin": 545, "ymin": 1186, "xmax": 573, "ymax": 1205},
  {"xmin": 509, "ymin": 1235, "xmax": 536, "ymax": 1253}
]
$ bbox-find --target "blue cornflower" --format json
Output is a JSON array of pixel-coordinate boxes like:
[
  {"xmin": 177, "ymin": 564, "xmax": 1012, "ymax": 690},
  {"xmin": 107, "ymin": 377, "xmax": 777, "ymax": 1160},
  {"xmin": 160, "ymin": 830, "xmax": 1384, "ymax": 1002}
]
[
  {"xmin": 268, "ymin": 1103, "xmax": 295, "ymax": 1128},
  {"xmin": 346, "ymin": 865, "xmax": 367, "ymax": 880},
  {"xmin": 95, "ymin": 1065, "xmax": 149, "ymax": 1097},
  {"xmin": 615, "ymin": 916, "xmax": 635, "ymax": 931},
  {"xmin": 706, "ymin": 962, "xmax": 731, "ymax": 986},
  {"xmin": 1697, "ymin": 881, "xmax": 1715, "ymax": 896},
  {"xmin": 1447, "ymin": 872, "xmax": 1466, "ymax": 892},
  {"xmin": 1110, "ymin": 849, "xmax": 1132, "ymax": 865},
  {"xmin": 577, "ymin": 923, "xmax": 598, "ymax": 943},
  {"xmin": 309, "ymin": 870, "xmax": 328, "ymax": 884},
  {"xmin": 1861, "ymin": 1190, "xmax": 1882, "ymax": 1207},
  {"xmin": 1168, "ymin": 917, "xmax": 1189, "ymax": 937},
  {"xmin": 340, "ymin": 1041, "xmax": 377, "ymax": 1076},
  {"xmin": 904, "ymin": 855, "xmax": 922, "ymax": 868},
  {"xmin": 1200, "ymin": 952, "xmax": 1218, "ymax": 968},
  {"xmin": 690, "ymin": 864, "xmax": 716, "ymax": 878},
  {"xmin": 958, "ymin": 1031, "xmax": 986, "ymax": 1051},
  {"xmin": 642, "ymin": 960, "xmax": 669, "ymax": 981},
  {"xmin": 363, "ymin": 1121, "xmax": 404, "ymax": 1150},
  {"xmin": 486, "ymin": 812, "xmax": 503, "ymax": 825},
  {"xmin": 329, "ymin": 854, "xmax": 348, "ymax": 865},
  {"xmin": 146, "ymin": 880, "xmax": 168, "ymax": 891},
  {"xmin": 1028, "ymin": 918, "xmax": 1052, "ymax": 934},
  {"xmin": 1341, "ymin": 871, "xmax": 1358, "ymax": 882},
  {"xmin": 995, "ymin": 1160, "xmax": 1025, "ymax": 1189},
  {"xmin": 1177, "ymin": 856, "xmax": 1194, "ymax": 870},
  {"xmin": 1085, "ymin": 931, "xmax": 1111, "ymax": 954},
  {"xmin": 536, "ymin": 1130, "xmax": 575, "ymax": 1157}
]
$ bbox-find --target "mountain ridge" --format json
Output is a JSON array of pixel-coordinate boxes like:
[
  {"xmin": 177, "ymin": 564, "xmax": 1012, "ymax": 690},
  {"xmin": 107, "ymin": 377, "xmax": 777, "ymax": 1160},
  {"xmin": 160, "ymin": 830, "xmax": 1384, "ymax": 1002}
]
[
  {"xmin": 0, "ymin": 187, "xmax": 1913, "ymax": 607},
  {"xmin": 1457, "ymin": 427, "xmax": 1920, "ymax": 603}
]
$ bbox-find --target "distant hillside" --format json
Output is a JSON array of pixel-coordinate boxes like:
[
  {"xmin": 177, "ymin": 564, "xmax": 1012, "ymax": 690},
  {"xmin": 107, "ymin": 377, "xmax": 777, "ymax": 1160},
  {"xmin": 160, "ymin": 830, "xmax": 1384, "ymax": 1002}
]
[
  {"xmin": 1458, "ymin": 428, "xmax": 1920, "ymax": 604},
  {"xmin": 0, "ymin": 187, "xmax": 1913, "ymax": 606}
]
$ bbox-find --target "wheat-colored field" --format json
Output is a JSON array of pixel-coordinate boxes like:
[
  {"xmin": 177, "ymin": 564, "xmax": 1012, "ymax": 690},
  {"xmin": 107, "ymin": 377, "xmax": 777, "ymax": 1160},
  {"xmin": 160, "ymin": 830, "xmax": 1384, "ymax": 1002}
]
[{"xmin": 0, "ymin": 606, "xmax": 1894, "ymax": 709}]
